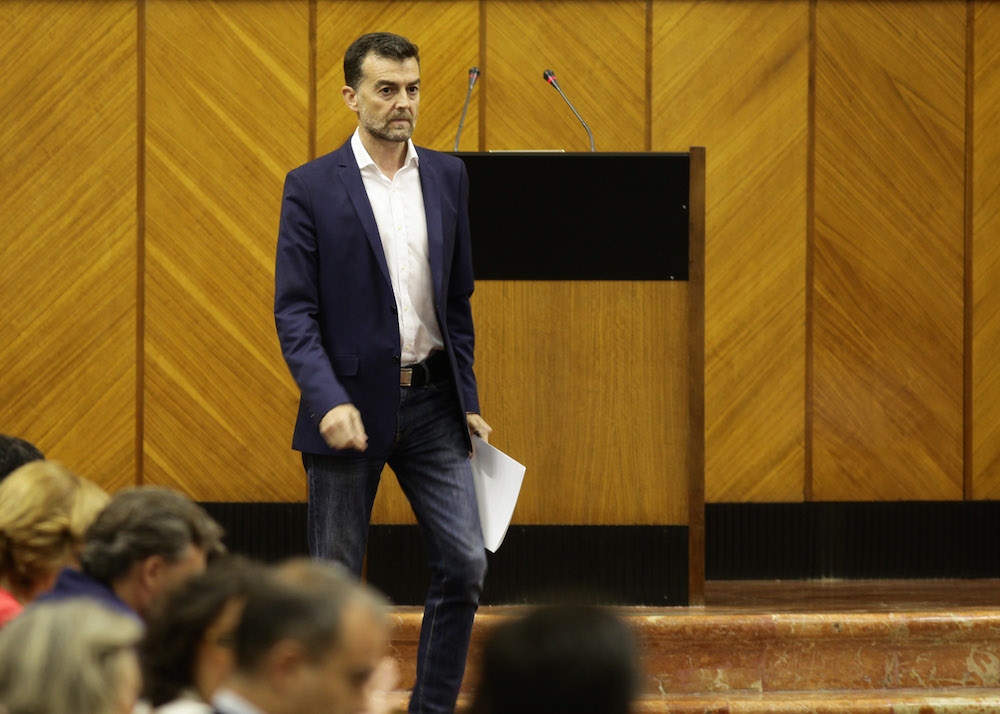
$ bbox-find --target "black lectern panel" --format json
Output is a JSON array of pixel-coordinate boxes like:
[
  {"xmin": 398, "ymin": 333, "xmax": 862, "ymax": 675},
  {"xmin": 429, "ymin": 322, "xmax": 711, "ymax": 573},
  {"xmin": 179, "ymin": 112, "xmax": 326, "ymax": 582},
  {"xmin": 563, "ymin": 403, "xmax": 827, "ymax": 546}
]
[{"xmin": 453, "ymin": 152, "xmax": 689, "ymax": 281}]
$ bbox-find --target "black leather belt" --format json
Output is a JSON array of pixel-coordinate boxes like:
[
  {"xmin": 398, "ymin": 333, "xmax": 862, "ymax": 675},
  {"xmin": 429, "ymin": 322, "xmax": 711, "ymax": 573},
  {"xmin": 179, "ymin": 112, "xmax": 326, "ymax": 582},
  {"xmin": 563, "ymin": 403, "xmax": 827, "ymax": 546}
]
[{"xmin": 400, "ymin": 351, "xmax": 449, "ymax": 388}]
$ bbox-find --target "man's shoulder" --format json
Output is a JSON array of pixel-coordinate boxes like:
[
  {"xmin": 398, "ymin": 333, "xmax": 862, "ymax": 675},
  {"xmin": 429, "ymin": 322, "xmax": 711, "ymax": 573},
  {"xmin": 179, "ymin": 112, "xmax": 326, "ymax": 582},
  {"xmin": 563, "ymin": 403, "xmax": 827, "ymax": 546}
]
[
  {"xmin": 286, "ymin": 141, "xmax": 353, "ymax": 182},
  {"xmin": 415, "ymin": 145, "xmax": 465, "ymax": 175}
]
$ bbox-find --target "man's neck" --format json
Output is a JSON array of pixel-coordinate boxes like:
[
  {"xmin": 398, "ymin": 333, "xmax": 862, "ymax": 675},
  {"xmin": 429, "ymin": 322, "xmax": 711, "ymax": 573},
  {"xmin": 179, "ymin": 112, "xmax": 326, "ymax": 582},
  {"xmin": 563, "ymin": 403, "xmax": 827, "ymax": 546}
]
[
  {"xmin": 358, "ymin": 127, "xmax": 408, "ymax": 179},
  {"xmin": 222, "ymin": 677, "xmax": 281, "ymax": 714}
]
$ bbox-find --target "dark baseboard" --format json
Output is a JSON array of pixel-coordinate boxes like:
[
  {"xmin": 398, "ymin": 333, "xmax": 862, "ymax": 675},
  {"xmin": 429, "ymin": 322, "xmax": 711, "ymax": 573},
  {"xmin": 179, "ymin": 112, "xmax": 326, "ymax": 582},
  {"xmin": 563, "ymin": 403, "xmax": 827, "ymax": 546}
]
[
  {"xmin": 706, "ymin": 501, "xmax": 1000, "ymax": 580},
  {"xmin": 199, "ymin": 500, "xmax": 1000, "ymax": 598}
]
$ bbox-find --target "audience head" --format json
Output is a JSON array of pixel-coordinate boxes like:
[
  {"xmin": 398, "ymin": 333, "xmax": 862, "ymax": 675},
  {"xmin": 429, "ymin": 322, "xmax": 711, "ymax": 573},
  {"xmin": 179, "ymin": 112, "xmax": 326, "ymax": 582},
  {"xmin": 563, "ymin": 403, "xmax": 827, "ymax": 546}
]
[
  {"xmin": 81, "ymin": 486, "xmax": 224, "ymax": 619},
  {"xmin": 0, "ymin": 434, "xmax": 43, "ymax": 482},
  {"xmin": 0, "ymin": 599, "xmax": 143, "ymax": 714},
  {"xmin": 0, "ymin": 461, "xmax": 109, "ymax": 604},
  {"xmin": 229, "ymin": 558, "xmax": 389, "ymax": 714},
  {"xmin": 141, "ymin": 556, "xmax": 263, "ymax": 707},
  {"xmin": 470, "ymin": 605, "xmax": 639, "ymax": 714}
]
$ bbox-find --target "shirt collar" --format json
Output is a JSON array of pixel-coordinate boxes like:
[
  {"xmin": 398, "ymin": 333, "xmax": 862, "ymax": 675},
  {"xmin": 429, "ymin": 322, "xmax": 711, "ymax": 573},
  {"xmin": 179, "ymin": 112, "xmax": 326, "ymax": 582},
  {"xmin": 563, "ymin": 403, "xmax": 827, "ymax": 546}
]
[{"xmin": 350, "ymin": 128, "xmax": 419, "ymax": 175}]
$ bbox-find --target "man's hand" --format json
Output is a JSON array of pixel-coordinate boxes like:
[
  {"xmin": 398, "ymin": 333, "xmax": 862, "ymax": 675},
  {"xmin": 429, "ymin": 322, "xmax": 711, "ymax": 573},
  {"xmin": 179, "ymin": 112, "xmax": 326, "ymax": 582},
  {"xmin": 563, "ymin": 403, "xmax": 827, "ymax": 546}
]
[
  {"xmin": 467, "ymin": 413, "xmax": 492, "ymax": 444},
  {"xmin": 319, "ymin": 404, "xmax": 368, "ymax": 452}
]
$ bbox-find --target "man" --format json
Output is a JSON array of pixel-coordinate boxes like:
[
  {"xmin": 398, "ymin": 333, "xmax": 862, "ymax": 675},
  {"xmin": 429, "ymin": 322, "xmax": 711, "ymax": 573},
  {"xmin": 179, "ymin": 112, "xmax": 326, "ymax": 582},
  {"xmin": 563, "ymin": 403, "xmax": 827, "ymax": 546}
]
[
  {"xmin": 0, "ymin": 433, "xmax": 44, "ymax": 481},
  {"xmin": 213, "ymin": 560, "xmax": 390, "ymax": 714},
  {"xmin": 38, "ymin": 486, "xmax": 224, "ymax": 620},
  {"xmin": 274, "ymin": 32, "xmax": 489, "ymax": 714}
]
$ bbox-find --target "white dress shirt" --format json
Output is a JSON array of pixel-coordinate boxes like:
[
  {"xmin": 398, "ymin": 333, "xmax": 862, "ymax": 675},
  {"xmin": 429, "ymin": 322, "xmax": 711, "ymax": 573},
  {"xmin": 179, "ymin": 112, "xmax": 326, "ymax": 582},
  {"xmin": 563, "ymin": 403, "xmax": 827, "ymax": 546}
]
[
  {"xmin": 211, "ymin": 688, "xmax": 267, "ymax": 714},
  {"xmin": 351, "ymin": 129, "xmax": 444, "ymax": 366}
]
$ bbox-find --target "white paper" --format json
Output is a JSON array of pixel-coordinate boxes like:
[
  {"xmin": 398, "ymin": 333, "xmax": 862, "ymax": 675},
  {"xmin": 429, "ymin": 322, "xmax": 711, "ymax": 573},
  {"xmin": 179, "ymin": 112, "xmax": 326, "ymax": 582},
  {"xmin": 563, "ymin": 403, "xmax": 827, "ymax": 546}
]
[{"xmin": 469, "ymin": 436, "xmax": 526, "ymax": 553}]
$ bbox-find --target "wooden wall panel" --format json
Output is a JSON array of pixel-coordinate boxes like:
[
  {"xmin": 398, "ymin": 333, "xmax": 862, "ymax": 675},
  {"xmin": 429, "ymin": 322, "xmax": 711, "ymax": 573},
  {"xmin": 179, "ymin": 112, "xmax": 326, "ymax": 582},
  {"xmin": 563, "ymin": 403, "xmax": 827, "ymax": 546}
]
[
  {"xmin": 317, "ymin": 1, "xmax": 481, "ymax": 155},
  {"xmin": 972, "ymin": 3, "xmax": 1000, "ymax": 499},
  {"xmin": 813, "ymin": 1, "xmax": 966, "ymax": 501},
  {"xmin": 484, "ymin": 0, "xmax": 646, "ymax": 151},
  {"xmin": 652, "ymin": 1, "xmax": 809, "ymax": 502},
  {"xmin": 0, "ymin": 1, "xmax": 137, "ymax": 493},
  {"xmin": 473, "ymin": 282, "xmax": 689, "ymax": 525},
  {"xmin": 145, "ymin": 0, "xmax": 308, "ymax": 501}
]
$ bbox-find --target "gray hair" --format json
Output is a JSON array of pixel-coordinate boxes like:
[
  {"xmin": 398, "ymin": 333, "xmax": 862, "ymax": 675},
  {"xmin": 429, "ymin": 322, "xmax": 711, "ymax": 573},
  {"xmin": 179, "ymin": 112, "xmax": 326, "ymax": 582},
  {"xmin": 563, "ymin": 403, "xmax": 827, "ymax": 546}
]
[
  {"xmin": 81, "ymin": 487, "xmax": 224, "ymax": 584},
  {"xmin": 234, "ymin": 558, "xmax": 387, "ymax": 673},
  {"xmin": 0, "ymin": 599, "xmax": 142, "ymax": 714}
]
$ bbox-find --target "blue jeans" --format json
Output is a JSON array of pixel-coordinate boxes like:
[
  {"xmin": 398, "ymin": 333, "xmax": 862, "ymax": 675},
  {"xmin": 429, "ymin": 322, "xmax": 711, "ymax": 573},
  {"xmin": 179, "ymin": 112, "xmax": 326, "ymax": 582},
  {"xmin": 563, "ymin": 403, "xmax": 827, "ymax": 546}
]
[{"xmin": 303, "ymin": 375, "xmax": 487, "ymax": 714}]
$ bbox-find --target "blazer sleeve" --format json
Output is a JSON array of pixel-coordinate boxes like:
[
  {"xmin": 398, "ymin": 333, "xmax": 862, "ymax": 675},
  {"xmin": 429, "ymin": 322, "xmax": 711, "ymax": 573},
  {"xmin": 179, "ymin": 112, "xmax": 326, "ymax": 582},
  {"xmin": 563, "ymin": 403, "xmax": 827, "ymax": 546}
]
[
  {"xmin": 446, "ymin": 161, "xmax": 481, "ymax": 415},
  {"xmin": 274, "ymin": 170, "xmax": 350, "ymax": 423}
]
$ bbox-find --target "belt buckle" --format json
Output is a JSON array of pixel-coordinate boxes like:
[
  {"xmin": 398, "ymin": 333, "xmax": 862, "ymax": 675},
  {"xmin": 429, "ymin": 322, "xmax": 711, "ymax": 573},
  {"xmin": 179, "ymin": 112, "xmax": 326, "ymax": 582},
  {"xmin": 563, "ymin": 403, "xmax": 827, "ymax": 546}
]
[{"xmin": 400, "ymin": 367, "xmax": 413, "ymax": 387}]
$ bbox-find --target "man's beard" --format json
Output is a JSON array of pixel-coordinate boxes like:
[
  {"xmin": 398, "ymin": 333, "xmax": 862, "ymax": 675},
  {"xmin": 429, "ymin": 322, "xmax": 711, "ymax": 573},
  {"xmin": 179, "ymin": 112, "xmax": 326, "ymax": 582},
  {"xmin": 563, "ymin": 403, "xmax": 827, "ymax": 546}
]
[{"xmin": 360, "ymin": 105, "xmax": 414, "ymax": 143}]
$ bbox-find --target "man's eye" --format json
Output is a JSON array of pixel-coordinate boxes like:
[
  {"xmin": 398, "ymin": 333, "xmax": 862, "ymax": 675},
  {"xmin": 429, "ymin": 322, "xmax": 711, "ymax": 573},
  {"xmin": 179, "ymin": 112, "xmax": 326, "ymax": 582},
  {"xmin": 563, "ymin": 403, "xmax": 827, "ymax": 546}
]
[
  {"xmin": 380, "ymin": 88, "xmax": 391, "ymax": 95},
  {"xmin": 408, "ymin": 87, "xmax": 418, "ymax": 94}
]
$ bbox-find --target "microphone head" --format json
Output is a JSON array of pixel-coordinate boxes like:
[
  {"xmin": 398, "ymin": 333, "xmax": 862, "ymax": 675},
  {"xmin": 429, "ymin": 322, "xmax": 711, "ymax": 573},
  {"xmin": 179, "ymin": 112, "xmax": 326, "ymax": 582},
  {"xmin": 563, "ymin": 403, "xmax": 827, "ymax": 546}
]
[
  {"xmin": 543, "ymin": 69, "xmax": 556, "ymax": 84},
  {"xmin": 469, "ymin": 67, "xmax": 480, "ymax": 78}
]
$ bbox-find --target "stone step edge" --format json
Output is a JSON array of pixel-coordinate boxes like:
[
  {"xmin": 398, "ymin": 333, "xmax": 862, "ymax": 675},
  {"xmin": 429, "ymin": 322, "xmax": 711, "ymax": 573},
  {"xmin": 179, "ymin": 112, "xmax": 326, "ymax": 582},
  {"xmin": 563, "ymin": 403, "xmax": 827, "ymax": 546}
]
[
  {"xmin": 379, "ymin": 688, "xmax": 1000, "ymax": 714},
  {"xmin": 389, "ymin": 608, "xmax": 1000, "ymax": 641}
]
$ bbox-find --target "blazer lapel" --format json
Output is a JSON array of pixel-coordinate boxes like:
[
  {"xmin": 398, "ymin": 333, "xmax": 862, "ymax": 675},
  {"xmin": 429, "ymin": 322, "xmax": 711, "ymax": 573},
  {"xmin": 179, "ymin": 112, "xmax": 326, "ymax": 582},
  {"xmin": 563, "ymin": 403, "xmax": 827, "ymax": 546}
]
[
  {"xmin": 333, "ymin": 147, "xmax": 392, "ymax": 290},
  {"xmin": 418, "ymin": 150, "xmax": 445, "ymax": 306}
]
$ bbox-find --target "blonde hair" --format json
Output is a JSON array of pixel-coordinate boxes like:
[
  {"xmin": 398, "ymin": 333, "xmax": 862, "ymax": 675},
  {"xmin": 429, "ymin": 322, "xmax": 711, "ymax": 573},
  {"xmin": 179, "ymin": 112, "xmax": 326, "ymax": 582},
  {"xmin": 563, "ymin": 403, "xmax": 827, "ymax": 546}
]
[
  {"xmin": 0, "ymin": 599, "xmax": 142, "ymax": 714},
  {"xmin": 0, "ymin": 461, "xmax": 109, "ymax": 596}
]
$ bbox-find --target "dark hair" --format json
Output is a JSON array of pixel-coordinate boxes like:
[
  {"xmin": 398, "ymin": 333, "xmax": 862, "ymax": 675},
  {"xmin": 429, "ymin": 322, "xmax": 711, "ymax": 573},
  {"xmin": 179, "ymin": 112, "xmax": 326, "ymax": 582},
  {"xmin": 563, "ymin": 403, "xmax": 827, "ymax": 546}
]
[
  {"xmin": 81, "ymin": 487, "xmax": 225, "ymax": 585},
  {"xmin": 233, "ymin": 559, "xmax": 386, "ymax": 673},
  {"xmin": 344, "ymin": 32, "xmax": 419, "ymax": 89},
  {"xmin": 0, "ymin": 434, "xmax": 44, "ymax": 481},
  {"xmin": 141, "ymin": 556, "xmax": 262, "ymax": 706},
  {"xmin": 470, "ymin": 605, "xmax": 639, "ymax": 714}
]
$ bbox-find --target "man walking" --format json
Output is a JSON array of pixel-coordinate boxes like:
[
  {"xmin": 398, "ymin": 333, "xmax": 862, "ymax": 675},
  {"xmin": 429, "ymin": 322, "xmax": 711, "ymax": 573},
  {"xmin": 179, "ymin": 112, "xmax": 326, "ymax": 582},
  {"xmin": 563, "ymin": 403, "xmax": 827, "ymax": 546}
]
[{"xmin": 274, "ymin": 32, "xmax": 490, "ymax": 714}]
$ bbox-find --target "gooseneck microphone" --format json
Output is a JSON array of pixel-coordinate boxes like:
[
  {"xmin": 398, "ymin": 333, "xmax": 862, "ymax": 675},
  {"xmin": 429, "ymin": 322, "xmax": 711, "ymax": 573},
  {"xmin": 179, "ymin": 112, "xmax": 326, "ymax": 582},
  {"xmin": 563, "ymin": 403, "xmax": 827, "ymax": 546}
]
[
  {"xmin": 543, "ymin": 69, "xmax": 595, "ymax": 152},
  {"xmin": 453, "ymin": 67, "xmax": 480, "ymax": 151}
]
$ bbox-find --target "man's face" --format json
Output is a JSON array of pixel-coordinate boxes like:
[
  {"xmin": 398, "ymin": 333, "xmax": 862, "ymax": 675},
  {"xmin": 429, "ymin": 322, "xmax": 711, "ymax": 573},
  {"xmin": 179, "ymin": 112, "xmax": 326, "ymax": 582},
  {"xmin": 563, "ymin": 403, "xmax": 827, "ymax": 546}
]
[
  {"xmin": 294, "ymin": 601, "xmax": 388, "ymax": 714},
  {"xmin": 346, "ymin": 54, "xmax": 420, "ymax": 144}
]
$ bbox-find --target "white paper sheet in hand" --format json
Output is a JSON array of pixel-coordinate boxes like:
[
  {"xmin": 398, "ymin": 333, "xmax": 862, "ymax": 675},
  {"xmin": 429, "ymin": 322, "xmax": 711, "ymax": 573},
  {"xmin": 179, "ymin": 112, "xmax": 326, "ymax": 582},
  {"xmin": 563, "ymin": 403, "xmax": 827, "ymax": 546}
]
[{"xmin": 469, "ymin": 436, "xmax": 525, "ymax": 553}]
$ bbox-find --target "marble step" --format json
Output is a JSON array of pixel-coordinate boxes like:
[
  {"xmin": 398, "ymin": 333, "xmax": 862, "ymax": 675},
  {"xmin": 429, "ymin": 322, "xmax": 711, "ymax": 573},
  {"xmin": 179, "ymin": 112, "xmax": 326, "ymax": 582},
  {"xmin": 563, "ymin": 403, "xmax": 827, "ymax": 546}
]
[
  {"xmin": 387, "ymin": 606, "xmax": 1000, "ymax": 695},
  {"xmin": 382, "ymin": 688, "xmax": 1000, "ymax": 713}
]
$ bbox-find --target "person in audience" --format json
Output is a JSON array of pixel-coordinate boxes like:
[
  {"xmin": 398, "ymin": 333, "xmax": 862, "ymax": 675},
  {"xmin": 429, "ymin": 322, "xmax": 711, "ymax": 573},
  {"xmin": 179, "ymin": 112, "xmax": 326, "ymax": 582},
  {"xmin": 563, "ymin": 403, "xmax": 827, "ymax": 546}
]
[
  {"xmin": 0, "ymin": 434, "xmax": 43, "ymax": 481},
  {"xmin": 213, "ymin": 559, "xmax": 390, "ymax": 714},
  {"xmin": 140, "ymin": 556, "xmax": 263, "ymax": 713},
  {"xmin": 0, "ymin": 460, "xmax": 109, "ymax": 626},
  {"xmin": 0, "ymin": 598, "xmax": 143, "ymax": 714},
  {"xmin": 39, "ymin": 486, "xmax": 224, "ymax": 620},
  {"xmin": 469, "ymin": 605, "xmax": 640, "ymax": 714}
]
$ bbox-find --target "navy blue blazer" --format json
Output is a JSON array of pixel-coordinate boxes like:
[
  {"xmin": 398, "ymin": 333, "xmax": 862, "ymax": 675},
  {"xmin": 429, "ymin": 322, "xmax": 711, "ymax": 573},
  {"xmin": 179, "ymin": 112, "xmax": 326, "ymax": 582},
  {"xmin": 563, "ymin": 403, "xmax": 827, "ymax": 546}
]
[{"xmin": 274, "ymin": 139, "xmax": 480, "ymax": 457}]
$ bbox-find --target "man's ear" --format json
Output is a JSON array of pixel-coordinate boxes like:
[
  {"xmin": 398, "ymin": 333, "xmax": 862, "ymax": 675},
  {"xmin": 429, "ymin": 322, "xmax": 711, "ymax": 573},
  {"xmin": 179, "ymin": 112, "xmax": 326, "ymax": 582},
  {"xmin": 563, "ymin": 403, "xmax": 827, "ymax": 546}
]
[
  {"xmin": 342, "ymin": 85, "xmax": 358, "ymax": 112},
  {"xmin": 139, "ymin": 554, "xmax": 165, "ymax": 588},
  {"xmin": 266, "ymin": 639, "xmax": 309, "ymax": 693}
]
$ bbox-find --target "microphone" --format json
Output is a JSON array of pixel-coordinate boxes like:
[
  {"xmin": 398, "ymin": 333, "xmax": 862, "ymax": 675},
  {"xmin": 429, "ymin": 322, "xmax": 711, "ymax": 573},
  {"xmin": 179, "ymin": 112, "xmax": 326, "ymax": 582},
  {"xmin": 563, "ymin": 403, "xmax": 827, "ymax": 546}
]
[
  {"xmin": 453, "ymin": 67, "xmax": 480, "ymax": 151},
  {"xmin": 543, "ymin": 69, "xmax": 594, "ymax": 152}
]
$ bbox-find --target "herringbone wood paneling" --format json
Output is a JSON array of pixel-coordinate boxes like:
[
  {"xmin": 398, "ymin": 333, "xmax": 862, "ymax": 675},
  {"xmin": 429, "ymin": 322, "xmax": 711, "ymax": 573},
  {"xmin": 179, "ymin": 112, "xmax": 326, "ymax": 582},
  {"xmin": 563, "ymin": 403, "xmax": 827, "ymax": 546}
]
[
  {"xmin": 972, "ymin": 2, "xmax": 1000, "ymax": 499},
  {"xmin": 473, "ymin": 282, "xmax": 689, "ymax": 525},
  {"xmin": 652, "ymin": 1, "xmax": 809, "ymax": 502},
  {"xmin": 145, "ymin": 0, "xmax": 308, "ymax": 501},
  {"xmin": 484, "ymin": 0, "xmax": 646, "ymax": 151},
  {"xmin": 0, "ymin": 1, "xmax": 137, "ymax": 493},
  {"xmin": 317, "ymin": 1, "xmax": 480, "ymax": 155},
  {"xmin": 813, "ymin": 1, "xmax": 966, "ymax": 501}
]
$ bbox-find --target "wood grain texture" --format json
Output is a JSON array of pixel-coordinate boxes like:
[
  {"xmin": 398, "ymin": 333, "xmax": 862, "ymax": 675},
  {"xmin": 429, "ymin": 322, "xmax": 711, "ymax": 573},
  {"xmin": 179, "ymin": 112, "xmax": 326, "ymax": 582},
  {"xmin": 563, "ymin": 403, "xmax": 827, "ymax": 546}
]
[
  {"xmin": 316, "ymin": 1, "xmax": 480, "ymax": 155},
  {"xmin": 463, "ymin": 282, "xmax": 689, "ymax": 526},
  {"xmin": 972, "ymin": 2, "xmax": 1000, "ymax": 499},
  {"xmin": 484, "ymin": 0, "xmax": 646, "ymax": 151},
  {"xmin": 144, "ymin": 0, "xmax": 308, "ymax": 501},
  {"xmin": 0, "ymin": 1, "xmax": 137, "ymax": 493},
  {"xmin": 813, "ymin": 1, "xmax": 966, "ymax": 501},
  {"xmin": 652, "ymin": 1, "xmax": 809, "ymax": 502}
]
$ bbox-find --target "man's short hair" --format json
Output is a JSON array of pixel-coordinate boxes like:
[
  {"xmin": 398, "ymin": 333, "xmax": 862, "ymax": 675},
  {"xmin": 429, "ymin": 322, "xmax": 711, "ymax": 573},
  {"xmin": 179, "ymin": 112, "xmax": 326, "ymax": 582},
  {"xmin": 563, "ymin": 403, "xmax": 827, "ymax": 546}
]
[
  {"xmin": 233, "ymin": 559, "xmax": 387, "ymax": 673},
  {"xmin": 80, "ymin": 486, "xmax": 224, "ymax": 585},
  {"xmin": 0, "ymin": 434, "xmax": 44, "ymax": 481},
  {"xmin": 344, "ymin": 32, "xmax": 419, "ymax": 89}
]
